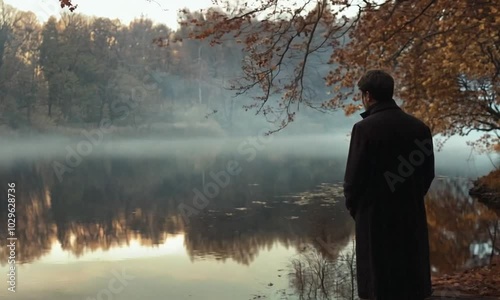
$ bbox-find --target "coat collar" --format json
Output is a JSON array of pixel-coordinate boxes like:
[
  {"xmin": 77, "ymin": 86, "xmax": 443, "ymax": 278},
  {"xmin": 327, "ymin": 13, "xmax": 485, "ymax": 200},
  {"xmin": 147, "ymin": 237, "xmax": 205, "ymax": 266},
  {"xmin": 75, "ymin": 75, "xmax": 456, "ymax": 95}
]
[{"xmin": 360, "ymin": 99, "xmax": 400, "ymax": 119}]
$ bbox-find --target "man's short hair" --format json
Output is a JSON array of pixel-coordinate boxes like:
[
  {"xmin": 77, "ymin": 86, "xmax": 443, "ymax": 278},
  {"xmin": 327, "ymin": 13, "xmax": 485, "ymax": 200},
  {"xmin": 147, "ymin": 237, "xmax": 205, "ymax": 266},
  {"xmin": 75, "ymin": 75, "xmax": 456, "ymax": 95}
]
[{"xmin": 357, "ymin": 70, "xmax": 394, "ymax": 102}]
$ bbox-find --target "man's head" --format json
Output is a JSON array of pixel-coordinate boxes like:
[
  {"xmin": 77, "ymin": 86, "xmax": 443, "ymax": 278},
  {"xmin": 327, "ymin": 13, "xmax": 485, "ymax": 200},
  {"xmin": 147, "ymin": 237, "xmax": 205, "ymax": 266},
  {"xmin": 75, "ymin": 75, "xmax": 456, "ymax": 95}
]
[{"xmin": 357, "ymin": 70, "xmax": 394, "ymax": 110}]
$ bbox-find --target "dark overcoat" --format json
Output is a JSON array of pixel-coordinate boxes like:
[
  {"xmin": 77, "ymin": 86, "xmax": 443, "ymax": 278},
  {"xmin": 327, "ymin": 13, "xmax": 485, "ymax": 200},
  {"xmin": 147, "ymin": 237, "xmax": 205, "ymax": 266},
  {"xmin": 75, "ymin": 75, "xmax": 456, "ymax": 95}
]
[{"xmin": 343, "ymin": 99, "xmax": 435, "ymax": 300}]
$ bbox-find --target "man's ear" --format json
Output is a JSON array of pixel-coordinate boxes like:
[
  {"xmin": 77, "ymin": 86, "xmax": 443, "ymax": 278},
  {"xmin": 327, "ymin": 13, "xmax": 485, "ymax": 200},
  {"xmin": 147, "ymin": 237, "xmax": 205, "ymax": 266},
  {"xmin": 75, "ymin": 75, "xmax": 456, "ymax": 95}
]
[{"xmin": 366, "ymin": 91, "xmax": 375, "ymax": 104}]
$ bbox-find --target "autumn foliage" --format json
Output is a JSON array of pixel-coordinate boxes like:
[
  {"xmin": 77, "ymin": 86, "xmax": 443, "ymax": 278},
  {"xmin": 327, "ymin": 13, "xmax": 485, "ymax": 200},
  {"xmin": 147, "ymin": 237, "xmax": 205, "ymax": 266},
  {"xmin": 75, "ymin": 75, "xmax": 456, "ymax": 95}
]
[
  {"xmin": 329, "ymin": 0, "xmax": 500, "ymax": 147},
  {"xmin": 58, "ymin": 0, "xmax": 499, "ymax": 145},
  {"xmin": 58, "ymin": 0, "xmax": 77, "ymax": 11}
]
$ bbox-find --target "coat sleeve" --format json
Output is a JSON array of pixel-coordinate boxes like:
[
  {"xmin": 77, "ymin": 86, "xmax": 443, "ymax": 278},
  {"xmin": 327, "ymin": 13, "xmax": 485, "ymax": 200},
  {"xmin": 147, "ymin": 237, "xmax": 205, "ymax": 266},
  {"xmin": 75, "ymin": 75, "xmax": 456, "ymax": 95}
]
[
  {"xmin": 343, "ymin": 123, "xmax": 370, "ymax": 218},
  {"xmin": 423, "ymin": 127, "xmax": 435, "ymax": 195}
]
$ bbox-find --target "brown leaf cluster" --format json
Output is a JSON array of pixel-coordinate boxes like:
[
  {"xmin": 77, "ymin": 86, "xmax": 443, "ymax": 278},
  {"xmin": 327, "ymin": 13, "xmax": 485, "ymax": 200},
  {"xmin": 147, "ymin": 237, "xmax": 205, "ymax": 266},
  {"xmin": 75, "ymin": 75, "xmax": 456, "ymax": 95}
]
[
  {"xmin": 328, "ymin": 0, "xmax": 499, "ymax": 143},
  {"xmin": 432, "ymin": 258, "xmax": 500, "ymax": 297},
  {"xmin": 58, "ymin": 0, "xmax": 77, "ymax": 11}
]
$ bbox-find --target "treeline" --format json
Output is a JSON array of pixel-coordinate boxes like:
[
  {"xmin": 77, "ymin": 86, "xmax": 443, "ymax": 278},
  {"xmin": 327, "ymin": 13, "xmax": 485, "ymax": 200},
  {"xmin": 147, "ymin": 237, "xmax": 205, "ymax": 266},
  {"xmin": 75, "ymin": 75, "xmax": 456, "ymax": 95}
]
[
  {"xmin": 0, "ymin": 2, "xmax": 340, "ymax": 135},
  {"xmin": 0, "ymin": 3, "xmax": 249, "ymax": 131}
]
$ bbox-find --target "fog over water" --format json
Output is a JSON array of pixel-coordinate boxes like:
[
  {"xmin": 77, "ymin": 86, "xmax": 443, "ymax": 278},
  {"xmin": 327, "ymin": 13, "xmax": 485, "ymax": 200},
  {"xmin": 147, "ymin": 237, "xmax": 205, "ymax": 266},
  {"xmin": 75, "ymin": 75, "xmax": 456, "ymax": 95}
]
[{"xmin": 1, "ymin": 131, "xmax": 497, "ymax": 178}]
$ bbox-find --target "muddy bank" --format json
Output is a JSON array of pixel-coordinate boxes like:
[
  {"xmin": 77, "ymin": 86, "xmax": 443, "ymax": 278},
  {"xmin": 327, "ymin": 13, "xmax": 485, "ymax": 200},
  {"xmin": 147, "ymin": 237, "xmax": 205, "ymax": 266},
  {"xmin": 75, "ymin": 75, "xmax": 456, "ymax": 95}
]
[{"xmin": 431, "ymin": 256, "xmax": 500, "ymax": 298}]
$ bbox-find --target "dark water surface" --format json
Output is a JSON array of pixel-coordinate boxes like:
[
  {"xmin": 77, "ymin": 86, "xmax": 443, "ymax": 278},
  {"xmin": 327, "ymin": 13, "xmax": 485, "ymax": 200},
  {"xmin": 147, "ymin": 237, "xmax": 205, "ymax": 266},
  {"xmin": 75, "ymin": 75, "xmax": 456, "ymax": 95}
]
[{"xmin": 0, "ymin": 135, "xmax": 498, "ymax": 300}]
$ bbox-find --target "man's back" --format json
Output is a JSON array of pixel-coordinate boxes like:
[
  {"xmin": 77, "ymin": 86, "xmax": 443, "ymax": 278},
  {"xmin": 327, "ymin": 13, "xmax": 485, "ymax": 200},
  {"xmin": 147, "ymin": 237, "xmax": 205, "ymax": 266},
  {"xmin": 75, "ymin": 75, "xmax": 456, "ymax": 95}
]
[
  {"xmin": 344, "ymin": 96, "xmax": 435, "ymax": 300},
  {"xmin": 356, "ymin": 102, "xmax": 434, "ymax": 202}
]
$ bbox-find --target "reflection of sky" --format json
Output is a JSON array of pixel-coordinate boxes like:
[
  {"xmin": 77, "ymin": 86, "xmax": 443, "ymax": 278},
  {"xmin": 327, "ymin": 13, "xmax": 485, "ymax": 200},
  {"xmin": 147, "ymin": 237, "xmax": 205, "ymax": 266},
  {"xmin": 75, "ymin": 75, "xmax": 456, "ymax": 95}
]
[
  {"xmin": 41, "ymin": 234, "xmax": 186, "ymax": 263},
  {"xmin": 0, "ymin": 235, "xmax": 296, "ymax": 300},
  {"xmin": 470, "ymin": 242, "xmax": 493, "ymax": 259}
]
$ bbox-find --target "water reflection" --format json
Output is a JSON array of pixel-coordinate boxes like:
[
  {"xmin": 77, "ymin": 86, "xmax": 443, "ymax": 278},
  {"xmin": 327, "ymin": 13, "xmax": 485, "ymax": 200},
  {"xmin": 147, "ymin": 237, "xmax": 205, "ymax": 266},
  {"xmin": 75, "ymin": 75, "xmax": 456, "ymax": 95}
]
[
  {"xmin": 0, "ymin": 153, "xmax": 498, "ymax": 299},
  {"xmin": 426, "ymin": 177, "xmax": 500, "ymax": 273},
  {"xmin": 0, "ymin": 156, "xmax": 351, "ymax": 267},
  {"xmin": 288, "ymin": 241, "xmax": 357, "ymax": 300},
  {"xmin": 285, "ymin": 178, "xmax": 500, "ymax": 300}
]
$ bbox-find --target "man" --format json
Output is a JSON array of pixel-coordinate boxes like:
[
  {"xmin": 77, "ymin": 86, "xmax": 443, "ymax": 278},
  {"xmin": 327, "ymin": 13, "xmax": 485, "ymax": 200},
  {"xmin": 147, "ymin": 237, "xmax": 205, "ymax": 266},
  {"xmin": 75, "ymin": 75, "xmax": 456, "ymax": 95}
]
[{"xmin": 343, "ymin": 70, "xmax": 435, "ymax": 300}]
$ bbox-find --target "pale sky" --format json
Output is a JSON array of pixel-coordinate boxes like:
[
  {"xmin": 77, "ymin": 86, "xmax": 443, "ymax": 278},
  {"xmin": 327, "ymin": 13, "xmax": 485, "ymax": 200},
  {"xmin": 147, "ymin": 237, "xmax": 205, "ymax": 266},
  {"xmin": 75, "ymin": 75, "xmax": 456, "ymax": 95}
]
[
  {"xmin": 5, "ymin": 0, "xmax": 215, "ymax": 30},
  {"xmin": 5, "ymin": 0, "xmax": 358, "ymax": 30}
]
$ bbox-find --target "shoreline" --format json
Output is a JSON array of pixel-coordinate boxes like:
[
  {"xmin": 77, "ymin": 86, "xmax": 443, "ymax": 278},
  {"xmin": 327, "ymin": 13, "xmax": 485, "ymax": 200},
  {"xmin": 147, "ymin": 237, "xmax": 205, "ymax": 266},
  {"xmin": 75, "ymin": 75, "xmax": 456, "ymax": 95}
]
[
  {"xmin": 431, "ymin": 256, "xmax": 500, "ymax": 298},
  {"xmin": 469, "ymin": 169, "xmax": 500, "ymax": 210}
]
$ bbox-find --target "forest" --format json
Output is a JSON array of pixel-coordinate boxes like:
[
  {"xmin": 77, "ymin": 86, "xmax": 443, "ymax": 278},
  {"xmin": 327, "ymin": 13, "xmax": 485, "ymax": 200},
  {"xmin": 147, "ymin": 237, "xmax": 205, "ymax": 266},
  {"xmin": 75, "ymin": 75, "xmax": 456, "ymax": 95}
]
[
  {"xmin": 0, "ymin": 1, "xmax": 344, "ymax": 137},
  {"xmin": 2, "ymin": 0, "xmax": 499, "ymax": 146}
]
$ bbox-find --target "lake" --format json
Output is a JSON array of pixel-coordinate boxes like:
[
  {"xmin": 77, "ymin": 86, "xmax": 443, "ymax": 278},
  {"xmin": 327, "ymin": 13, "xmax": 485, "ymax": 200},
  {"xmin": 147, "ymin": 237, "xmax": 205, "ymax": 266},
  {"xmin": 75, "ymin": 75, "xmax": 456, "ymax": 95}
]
[{"xmin": 0, "ymin": 133, "xmax": 498, "ymax": 300}]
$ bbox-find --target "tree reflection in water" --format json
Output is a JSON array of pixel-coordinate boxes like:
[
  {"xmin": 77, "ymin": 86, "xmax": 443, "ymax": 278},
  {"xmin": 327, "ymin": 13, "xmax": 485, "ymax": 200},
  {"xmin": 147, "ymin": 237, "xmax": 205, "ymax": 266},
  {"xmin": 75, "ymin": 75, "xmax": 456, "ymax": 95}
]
[
  {"xmin": 286, "ymin": 177, "xmax": 500, "ymax": 300},
  {"xmin": 0, "ymin": 157, "xmax": 353, "ymax": 266},
  {"xmin": 0, "ymin": 158, "xmax": 498, "ymax": 300},
  {"xmin": 425, "ymin": 177, "xmax": 499, "ymax": 274},
  {"xmin": 289, "ymin": 240, "xmax": 356, "ymax": 300}
]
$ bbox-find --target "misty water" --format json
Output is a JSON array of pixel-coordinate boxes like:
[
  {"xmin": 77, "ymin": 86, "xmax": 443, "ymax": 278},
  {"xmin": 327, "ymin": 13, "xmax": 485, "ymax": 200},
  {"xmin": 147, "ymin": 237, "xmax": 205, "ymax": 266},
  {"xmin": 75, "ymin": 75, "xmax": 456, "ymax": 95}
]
[{"xmin": 0, "ymin": 133, "xmax": 499, "ymax": 300}]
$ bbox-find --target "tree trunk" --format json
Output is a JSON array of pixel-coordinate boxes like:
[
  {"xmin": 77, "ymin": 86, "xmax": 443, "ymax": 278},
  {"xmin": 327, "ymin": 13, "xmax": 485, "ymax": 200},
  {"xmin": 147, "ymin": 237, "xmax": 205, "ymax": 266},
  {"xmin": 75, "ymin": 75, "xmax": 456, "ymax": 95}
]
[{"xmin": 198, "ymin": 45, "xmax": 202, "ymax": 105}]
